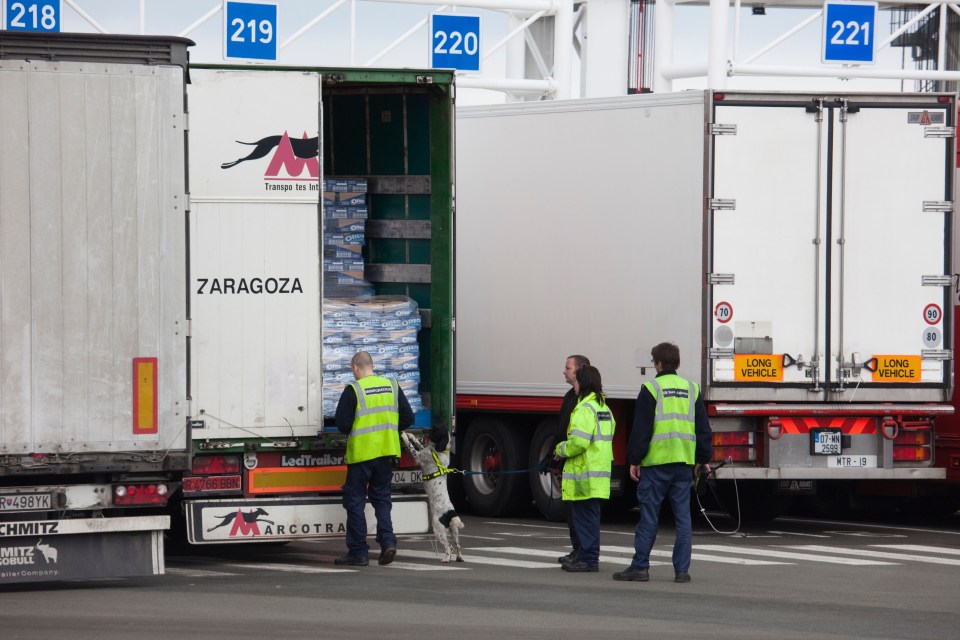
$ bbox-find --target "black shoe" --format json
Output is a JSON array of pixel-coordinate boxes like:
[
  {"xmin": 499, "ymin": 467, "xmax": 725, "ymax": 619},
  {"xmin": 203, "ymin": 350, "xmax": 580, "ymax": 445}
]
[
  {"xmin": 334, "ymin": 554, "xmax": 368, "ymax": 566},
  {"xmin": 557, "ymin": 551, "xmax": 577, "ymax": 564},
  {"xmin": 675, "ymin": 571, "xmax": 691, "ymax": 583},
  {"xmin": 378, "ymin": 547, "xmax": 397, "ymax": 566},
  {"xmin": 561, "ymin": 560, "xmax": 598, "ymax": 573},
  {"xmin": 613, "ymin": 566, "xmax": 649, "ymax": 581}
]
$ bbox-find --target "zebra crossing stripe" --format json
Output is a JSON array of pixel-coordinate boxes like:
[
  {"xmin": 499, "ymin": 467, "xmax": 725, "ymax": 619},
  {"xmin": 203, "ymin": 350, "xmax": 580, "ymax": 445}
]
[
  {"xmin": 873, "ymin": 544, "xmax": 960, "ymax": 557},
  {"xmin": 601, "ymin": 544, "xmax": 788, "ymax": 566},
  {"xmin": 166, "ymin": 567, "xmax": 238, "ymax": 578},
  {"xmin": 400, "ymin": 548, "xmax": 556, "ymax": 568},
  {"xmin": 382, "ymin": 561, "xmax": 469, "ymax": 571},
  {"xmin": 695, "ymin": 545, "xmax": 895, "ymax": 565},
  {"xmin": 218, "ymin": 562, "xmax": 356, "ymax": 574},
  {"xmin": 786, "ymin": 545, "xmax": 960, "ymax": 566},
  {"xmin": 470, "ymin": 546, "xmax": 670, "ymax": 566}
]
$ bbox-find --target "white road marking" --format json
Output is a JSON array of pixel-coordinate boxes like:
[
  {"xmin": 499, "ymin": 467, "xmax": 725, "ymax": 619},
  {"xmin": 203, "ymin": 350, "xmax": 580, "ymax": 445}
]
[
  {"xmin": 218, "ymin": 562, "xmax": 356, "ymax": 573},
  {"xmin": 602, "ymin": 545, "xmax": 788, "ymax": 566},
  {"xmin": 457, "ymin": 534, "xmax": 505, "ymax": 541},
  {"xmin": 469, "ymin": 545, "xmax": 670, "ymax": 566},
  {"xmin": 400, "ymin": 548, "xmax": 557, "ymax": 568},
  {"xmin": 786, "ymin": 545, "xmax": 960, "ymax": 566},
  {"xmin": 779, "ymin": 516, "xmax": 960, "ymax": 536},
  {"xmin": 166, "ymin": 567, "xmax": 238, "ymax": 578},
  {"xmin": 694, "ymin": 545, "xmax": 895, "ymax": 565},
  {"xmin": 767, "ymin": 531, "xmax": 831, "ymax": 538},
  {"xmin": 873, "ymin": 545, "xmax": 960, "ymax": 557},
  {"xmin": 382, "ymin": 561, "xmax": 469, "ymax": 571}
]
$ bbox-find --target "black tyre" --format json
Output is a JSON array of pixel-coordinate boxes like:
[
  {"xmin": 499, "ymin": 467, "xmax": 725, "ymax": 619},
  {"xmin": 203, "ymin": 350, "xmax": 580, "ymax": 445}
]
[
  {"xmin": 528, "ymin": 419, "xmax": 565, "ymax": 521},
  {"xmin": 462, "ymin": 417, "xmax": 531, "ymax": 516}
]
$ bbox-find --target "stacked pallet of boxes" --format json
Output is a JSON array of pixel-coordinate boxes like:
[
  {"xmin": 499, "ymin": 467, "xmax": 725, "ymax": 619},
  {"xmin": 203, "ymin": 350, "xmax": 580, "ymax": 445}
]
[
  {"xmin": 324, "ymin": 178, "xmax": 373, "ymax": 299},
  {"xmin": 322, "ymin": 180, "xmax": 424, "ymax": 420}
]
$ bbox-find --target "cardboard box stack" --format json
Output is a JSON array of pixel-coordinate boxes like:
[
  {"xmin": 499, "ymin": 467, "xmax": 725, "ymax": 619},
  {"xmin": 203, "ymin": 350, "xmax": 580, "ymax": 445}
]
[
  {"xmin": 323, "ymin": 178, "xmax": 374, "ymax": 299},
  {"xmin": 322, "ymin": 296, "xmax": 424, "ymax": 419}
]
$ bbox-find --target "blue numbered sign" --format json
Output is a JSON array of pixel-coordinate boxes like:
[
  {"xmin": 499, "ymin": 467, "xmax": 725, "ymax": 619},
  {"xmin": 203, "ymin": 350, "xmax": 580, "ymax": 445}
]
[
  {"xmin": 4, "ymin": 0, "xmax": 60, "ymax": 32},
  {"xmin": 224, "ymin": 0, "xmax": 277, "ymax": 62},
  {"xmin": 822, "ymin": 1, "xmax": 877, "ymax": 64},
  {"xmin": 430, "ymin": 14, "xmax": 481, "ymax": 73}
]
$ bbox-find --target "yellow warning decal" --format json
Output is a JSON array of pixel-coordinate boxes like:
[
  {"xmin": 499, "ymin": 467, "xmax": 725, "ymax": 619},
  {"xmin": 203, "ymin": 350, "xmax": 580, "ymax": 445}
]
[
  {"xmin": 734, "ymin": 355, "xmax": 783, "ymax": 382},
  {"xmin": 871, "ymin": 355, "xmax": 921, "ymax": 382}
]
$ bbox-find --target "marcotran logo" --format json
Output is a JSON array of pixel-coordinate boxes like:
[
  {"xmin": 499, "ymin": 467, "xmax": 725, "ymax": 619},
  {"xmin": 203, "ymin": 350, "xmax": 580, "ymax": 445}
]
[{"xmin": 221, "ymin": 131, "xmax": 319, "ymax": 182}]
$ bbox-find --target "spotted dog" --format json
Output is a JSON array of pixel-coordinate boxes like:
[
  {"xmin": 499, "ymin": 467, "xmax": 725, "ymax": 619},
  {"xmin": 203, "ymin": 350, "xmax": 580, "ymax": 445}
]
[{"xmin": 401, "ymin": 427, "xmax": 464, "ymax": 563}]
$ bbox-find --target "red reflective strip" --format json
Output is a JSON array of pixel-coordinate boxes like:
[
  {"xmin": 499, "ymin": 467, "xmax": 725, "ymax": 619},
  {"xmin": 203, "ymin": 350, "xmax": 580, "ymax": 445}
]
[
  {"xmin": 767, "ymin": 416, "xmax": 877, "ymax": 435},
  {"xmin": 780, "ymin": 418, "xmax": 803, "ymax": 434}
]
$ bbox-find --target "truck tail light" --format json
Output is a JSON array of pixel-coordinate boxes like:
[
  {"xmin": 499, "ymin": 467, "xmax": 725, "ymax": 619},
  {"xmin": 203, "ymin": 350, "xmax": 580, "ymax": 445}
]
[
  {"xmin": 892, "ymin": 447, "xmax": 931, "ymax": 462},
  {"xmin": 113, "ymin": 482, "xmax": 171, "ymax": 506},
  {"xmin": 893, "ymin": 423, "xmax": 933, "ymax": 464},
  {"xmin": 712, "ymin": 431, "xmax": 755, "ymax": 463},
  {"xmin": 192, "ymin": 455, "xmax": 241, "ymax": 475}
]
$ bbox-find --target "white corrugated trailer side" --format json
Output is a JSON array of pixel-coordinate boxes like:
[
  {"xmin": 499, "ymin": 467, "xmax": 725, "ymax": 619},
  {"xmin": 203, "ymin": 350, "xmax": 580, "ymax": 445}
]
[{"xmin": 0, "ymin": 32, "xmax": 191, "ymax": 584}]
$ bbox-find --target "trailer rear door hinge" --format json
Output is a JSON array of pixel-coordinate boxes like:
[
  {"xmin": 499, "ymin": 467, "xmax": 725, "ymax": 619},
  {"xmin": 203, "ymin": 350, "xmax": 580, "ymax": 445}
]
[
  {"xmin": 707, "ymin": 273, "xmax": 735, "ymax": 285},
  {"xmin": 922, "ymin": 275, "xmax": 953, "ymax": 286},
  {"xmin": 709, "ymin": 348, "xmax": 734, "ymax": 359},
  {"xmin": 921, "ymin": 349, "xmax": 952, "ymax": 361},
  {"xmin": 923, "ymin": 201, "xmax": 953, "ymax": 213},
  {"xmin": 709, "ymin": 123, "xmax": 737, "ymax": 136},
  {"xmin": 708, "ymin": 198, "xmax": 736, "ymax": 211}
]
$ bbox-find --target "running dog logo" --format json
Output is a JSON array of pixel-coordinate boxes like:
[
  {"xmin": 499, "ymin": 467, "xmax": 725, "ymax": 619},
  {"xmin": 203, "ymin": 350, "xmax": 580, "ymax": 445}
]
[
  {"xmin": 221, "ymin": 131, "xmax": 319, "ymax": 180},
  {"xmin": 207, "ymin": 507, "xmax": 276, "ymax": 537}
]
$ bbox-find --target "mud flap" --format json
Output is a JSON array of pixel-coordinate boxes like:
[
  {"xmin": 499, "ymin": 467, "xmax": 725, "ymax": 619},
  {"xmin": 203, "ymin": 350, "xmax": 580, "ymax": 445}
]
[
  {"xmin": 0, "ymin": 516, "xmax": 167, "ymax": 585},
  {"xmin": 185, "ymin": 494, "xmax": 430, "ymax": 544}
]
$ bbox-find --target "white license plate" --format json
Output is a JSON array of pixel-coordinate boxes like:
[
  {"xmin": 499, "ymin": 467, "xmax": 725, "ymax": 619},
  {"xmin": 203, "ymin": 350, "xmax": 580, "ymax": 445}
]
[
  {"xmin": 812, "ymin": 430, "xmax": 842, "ymax": 455},
  {"xmin": 392, "ymin": 470, "xmax": 423, "ymax": 485},
  {"xmin": 827, "ymin": 455, "xmax": 877, "ymax": 468},
  {"xmin": 0, "ymin": 493, "xmax": 52, "ymax": 511}
]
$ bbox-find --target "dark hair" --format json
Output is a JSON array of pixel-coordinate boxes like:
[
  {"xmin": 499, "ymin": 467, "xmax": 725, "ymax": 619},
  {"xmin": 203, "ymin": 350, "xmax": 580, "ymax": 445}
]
[
  {"xmin": 428, "ymin": 426, "xmax": 450, "ymax": 451},
  {"xmin": 651, "ymin": 342, "xmax": 680, "ymax": 370},
  {"xmin": 576, "ymin": 365, "xmax": 605, "ymax": 405},
  {"xmin": 567, "ymin": 354, "xmax": 590, "ymax": 368}
]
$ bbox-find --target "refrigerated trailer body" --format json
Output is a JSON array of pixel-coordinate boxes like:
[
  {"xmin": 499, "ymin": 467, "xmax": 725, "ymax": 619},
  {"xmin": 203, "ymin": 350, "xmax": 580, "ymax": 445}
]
[
  {"xmin": 0, "ymin": 32, "xmax": 191, "ymax": 583},
  {"xmin": 454, "ymin": 91, "xmax": 955, "ymax": 518}
]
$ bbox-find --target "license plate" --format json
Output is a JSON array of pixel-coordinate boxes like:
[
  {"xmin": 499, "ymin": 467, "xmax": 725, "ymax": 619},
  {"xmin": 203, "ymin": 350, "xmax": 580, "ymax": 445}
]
[
  {"xmin": 811, "ymin": 428, "xmax": 842, "ymax": 455},
  {"xmin": 0, "ymin": 493, "xmax": 52, "ymax": 511},
  {"xmin": 827, "ymin": 455, "xmax": 877, "ymax": 468},
  {"xmin": 392, "ymin": 470, "xmax": 423, "ymax": 485},
  {"xmin": 182, "ymin": 475, "xmax": 242, "ymax": 494}
]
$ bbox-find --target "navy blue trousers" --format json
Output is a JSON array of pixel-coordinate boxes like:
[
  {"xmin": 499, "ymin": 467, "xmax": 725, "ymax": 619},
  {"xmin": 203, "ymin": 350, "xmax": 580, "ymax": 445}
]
[
  {"xmin": 630, "ymin": 463, "xmax": 694, "ymax": 573},
  {"xmin": 569, "ymin": 498, "xmax": 602, "ymax": 566},
  {"xmin": 342, "ymin": 456, "xmax": 396, "ymax": 558}
]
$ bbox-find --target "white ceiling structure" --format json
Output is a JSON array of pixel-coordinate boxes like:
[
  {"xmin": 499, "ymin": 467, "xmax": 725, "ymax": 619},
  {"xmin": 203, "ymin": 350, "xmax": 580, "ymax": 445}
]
[{"xmin": 6, "ymin": 1, "xmax": 960, "ymax": 100}]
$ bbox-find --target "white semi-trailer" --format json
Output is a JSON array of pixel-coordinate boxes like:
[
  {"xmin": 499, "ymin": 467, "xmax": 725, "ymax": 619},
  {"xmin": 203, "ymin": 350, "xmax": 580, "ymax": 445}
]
[
  {"xmin": 0, "ymin": 32, "xmax": 191, "ymax": 583},
  {"xmin": 454, "ymin": 91, "xmax": 957, "ymax": 519}
]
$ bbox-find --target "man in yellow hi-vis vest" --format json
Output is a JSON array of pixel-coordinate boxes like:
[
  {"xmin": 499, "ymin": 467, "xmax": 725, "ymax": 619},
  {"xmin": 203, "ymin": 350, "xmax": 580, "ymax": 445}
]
[
  {"xmin": 613, "ymin": 342, "xmax": 712, "ymax": 584},
  {"xmin": 334, "ymin": 351, "xmax": 414, "ymax": 567}
]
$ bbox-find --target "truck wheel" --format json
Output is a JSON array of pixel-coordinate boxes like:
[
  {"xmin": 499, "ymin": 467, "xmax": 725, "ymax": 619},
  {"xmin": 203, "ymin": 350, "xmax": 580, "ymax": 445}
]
[
  {"xmin": 462, "ymin": 417, "xmax": 531, "ymax": 516},
  {"xmin": 528, "ymin": 419, "xmax": 565, "ymax": 521}
]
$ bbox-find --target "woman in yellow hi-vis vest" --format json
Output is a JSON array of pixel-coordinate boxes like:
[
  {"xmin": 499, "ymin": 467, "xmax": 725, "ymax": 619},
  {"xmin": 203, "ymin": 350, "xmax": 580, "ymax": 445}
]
[
  {"xmin": 614, "ymin": 342, "xmax": 713, "ymax": 584},
  {"xmin": 333, "ymin": 351, "xmax": 414, "ymax": 567},
  {"xmin": 554, "ymin": 365, "xmax": 615, "ymax": 573}
]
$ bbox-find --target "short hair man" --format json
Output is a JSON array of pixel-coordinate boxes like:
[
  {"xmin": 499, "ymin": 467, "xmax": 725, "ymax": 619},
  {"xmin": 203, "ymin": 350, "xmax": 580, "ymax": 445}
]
[
  {"xmin": 334, "ymin": 350, "xmax": 414, "ymax": 567},
  {"xmin": 613, "ymin": 342, "xmax": 712, "ymax": 583}
]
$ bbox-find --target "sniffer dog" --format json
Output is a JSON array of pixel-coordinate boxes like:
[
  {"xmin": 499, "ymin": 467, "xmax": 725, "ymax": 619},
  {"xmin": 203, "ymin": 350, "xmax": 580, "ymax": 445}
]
[{"xmin": 401, "ymin": 427, "xmax": 464, "ymax": 563}]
